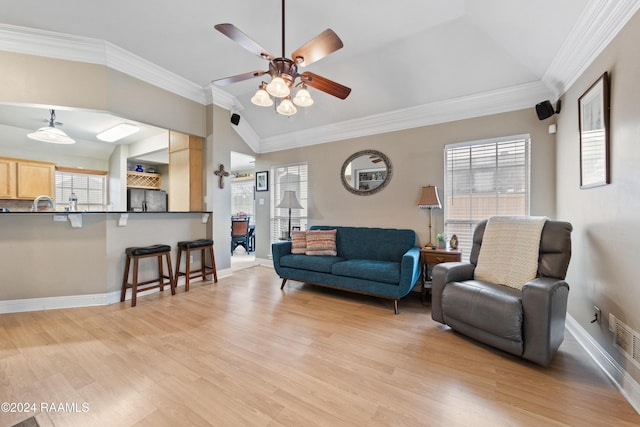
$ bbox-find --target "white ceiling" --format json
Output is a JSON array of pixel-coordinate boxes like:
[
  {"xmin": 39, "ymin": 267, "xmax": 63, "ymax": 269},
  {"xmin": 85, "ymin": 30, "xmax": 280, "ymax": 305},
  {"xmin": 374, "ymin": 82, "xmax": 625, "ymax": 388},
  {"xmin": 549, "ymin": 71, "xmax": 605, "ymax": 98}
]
[{"xmin": 1, "ymin": 0, "xmax": 639, "ymax": 155}]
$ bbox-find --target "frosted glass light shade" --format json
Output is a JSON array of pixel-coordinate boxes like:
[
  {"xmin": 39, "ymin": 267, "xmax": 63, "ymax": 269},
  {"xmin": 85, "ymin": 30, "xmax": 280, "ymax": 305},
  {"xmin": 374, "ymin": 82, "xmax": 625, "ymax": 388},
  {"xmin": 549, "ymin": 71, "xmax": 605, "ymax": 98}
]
[
  {"xmin": 276, "ymin": 97, "xmax": 297, "ymax": 116},
  {"xmin": 251, "ymin": 86, "xmax": 274, "ymax": 107},
  {"xmin": 27, "ymin": 126, "xmax": 75, "ymax": 144},
  {"xmin": 292, "ymin": 86, "xmax": 314, "ymax": 107},
  {"xmin": 266, "ymin": 76, "xmax": 290, "ymax": 98}
]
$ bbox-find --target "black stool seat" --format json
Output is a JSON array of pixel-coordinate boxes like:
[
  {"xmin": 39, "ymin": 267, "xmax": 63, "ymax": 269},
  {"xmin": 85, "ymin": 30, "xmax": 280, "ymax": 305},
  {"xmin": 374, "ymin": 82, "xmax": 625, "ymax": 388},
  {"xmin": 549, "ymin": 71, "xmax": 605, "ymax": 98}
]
[
  {"xmin": 126, "ymin": 244, "xmax": 172, "ymax": 256},
  {"xmin": 121, "ymin": 244, "xmax": 175, "ymax": 307},
  {"xmin": 175, "ymin": 238, "xmax": 217, "ymax": 291},
  {"xmin": 177, "ymin": 239, "xmax": 214, "ymax": 250}
]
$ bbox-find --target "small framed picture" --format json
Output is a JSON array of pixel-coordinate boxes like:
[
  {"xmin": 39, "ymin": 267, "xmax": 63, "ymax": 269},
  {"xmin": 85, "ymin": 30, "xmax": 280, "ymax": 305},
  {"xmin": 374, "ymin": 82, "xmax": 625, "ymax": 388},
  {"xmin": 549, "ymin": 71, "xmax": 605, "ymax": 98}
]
[{"xmin": 256, "ymin": 171, "xmax": 268, "ymax": 192}]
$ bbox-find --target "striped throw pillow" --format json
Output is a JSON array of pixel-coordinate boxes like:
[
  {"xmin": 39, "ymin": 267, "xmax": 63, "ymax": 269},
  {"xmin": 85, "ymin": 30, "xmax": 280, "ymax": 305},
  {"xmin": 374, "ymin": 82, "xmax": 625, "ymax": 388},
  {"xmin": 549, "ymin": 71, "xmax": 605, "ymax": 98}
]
[
  {"xmin": 306, "ymin": 229, "xmax": 337, "ymax": 256},
  {"xmin": 291, "ymin": 230, "xmax": 307, "ymax": 254}
]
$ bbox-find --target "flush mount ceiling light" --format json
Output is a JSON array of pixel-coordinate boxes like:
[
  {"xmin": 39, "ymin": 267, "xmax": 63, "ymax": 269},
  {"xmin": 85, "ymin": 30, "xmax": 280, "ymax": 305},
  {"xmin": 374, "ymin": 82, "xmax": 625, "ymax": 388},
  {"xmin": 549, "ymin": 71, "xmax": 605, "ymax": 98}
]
[
  {"xmin": 96, "ymin": 123, "xmax": 140, "ymax": 142},
  {"xmin": 212, "ymin": 0, "xmax": 351, "ymax": 116},
  {"xmin": 27, "ymin": 109, "xmax": 75, "ymax": 144}
]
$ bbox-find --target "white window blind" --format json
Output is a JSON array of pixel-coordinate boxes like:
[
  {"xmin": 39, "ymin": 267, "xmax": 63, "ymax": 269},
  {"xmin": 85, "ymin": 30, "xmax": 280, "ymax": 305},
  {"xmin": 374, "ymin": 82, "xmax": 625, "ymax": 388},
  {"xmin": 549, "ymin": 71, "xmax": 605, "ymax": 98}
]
[
  {"xmin": 55, "ymin": 169, "xmax": 107, "ymax": 211},
  {"xmin": 270, "ymin": 163, "xmax": 308, "ymax": 244},
  {"xmin": 444, "ymin": 135, "xmax": 530, "ymax": 261},
  {"xmin": 231, "ymin": 178, "xmax": 255, "ymax": 223}
]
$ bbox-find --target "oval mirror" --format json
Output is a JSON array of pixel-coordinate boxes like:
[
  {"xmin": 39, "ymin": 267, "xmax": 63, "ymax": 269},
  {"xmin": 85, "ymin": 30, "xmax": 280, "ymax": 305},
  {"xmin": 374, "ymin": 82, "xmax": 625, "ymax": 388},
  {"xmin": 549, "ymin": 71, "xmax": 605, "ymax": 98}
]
[{"xmin": 340, "ymin": 150, "xmax": 392, "ymax": 195}]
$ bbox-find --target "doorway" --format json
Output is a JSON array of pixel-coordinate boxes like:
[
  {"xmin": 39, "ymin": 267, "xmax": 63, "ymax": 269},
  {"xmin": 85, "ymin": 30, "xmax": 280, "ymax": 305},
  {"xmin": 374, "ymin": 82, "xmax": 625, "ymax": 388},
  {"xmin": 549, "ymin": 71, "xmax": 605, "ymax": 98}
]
[{"xmin": 230, "ymin": 151, "xmax": 256, "ymax": 270}]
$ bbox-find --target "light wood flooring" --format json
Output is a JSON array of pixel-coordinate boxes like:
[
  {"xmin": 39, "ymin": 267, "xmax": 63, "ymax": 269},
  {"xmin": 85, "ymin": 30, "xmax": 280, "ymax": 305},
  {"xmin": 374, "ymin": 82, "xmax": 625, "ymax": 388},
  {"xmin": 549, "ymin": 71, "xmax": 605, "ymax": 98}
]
[{"xmin": 1, "ymin": 266, "xmax": 639, "ymax": 427}]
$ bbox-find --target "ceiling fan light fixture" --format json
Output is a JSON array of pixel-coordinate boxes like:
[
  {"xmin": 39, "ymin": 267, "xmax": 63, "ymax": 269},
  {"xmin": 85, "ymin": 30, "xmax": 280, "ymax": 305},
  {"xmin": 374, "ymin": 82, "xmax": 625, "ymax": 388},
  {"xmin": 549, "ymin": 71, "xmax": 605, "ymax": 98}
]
[
  {"xmin": 293, "ymin": 84, "xmax": 314, "ymax": 107},
  {"xmin": 251, "ymin": 83, "xmax": 274, "ymax": 107},
  {"xmin": 266, "ymin": 76, "xmax": 290, "ymax": 98},
  {"xmin": 276, "ymin": 97, "xmax": 297, "ymax": 116},
  {"xmin": 27, "ymin": 109, "xmax": 75, "ymax": 144}
]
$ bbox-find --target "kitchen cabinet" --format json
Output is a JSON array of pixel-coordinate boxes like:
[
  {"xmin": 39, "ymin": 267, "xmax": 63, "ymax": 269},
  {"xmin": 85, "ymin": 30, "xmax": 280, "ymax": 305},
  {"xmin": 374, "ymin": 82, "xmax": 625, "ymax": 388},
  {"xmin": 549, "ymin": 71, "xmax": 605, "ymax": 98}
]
[
  {"xmin": 0, "ymin": 158, "xmax": 16, "ymax": 198},
  {"xmin": 168, "ymin": 131, "xmax": 202, "ymax": 211},
  {"xmin": 0, "ymin": 157, "xmax": 55, "ymax": 199}
]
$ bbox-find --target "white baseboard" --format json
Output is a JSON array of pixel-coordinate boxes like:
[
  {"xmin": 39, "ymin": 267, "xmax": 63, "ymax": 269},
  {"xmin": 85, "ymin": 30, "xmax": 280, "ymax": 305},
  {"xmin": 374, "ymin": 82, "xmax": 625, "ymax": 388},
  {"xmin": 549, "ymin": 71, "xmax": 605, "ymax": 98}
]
[
  {"xmin": 566, "ymin": 314, "xmax": 640, "ymax": 414},
  {"xmin": 0, "ymin": 267, "xmax": 234, "ymax": 314}
]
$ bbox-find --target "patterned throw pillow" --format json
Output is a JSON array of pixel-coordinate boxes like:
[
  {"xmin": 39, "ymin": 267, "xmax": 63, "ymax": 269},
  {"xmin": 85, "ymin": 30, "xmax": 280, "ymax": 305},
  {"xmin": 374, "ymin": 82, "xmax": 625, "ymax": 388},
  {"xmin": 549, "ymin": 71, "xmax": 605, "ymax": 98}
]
[
  {"xmin": 306, "ymin": 229, "xmax": 337, "ymax": 256},
  {"xmin": 291, "ymin": 230, "xmax": 307, "ymax": 254}
]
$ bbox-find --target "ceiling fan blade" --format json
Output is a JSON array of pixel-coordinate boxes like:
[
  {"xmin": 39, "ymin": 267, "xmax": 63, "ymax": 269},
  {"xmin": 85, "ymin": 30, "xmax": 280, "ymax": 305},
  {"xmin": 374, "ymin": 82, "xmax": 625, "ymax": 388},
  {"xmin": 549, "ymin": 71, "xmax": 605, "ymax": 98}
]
[
  {"xmin": 300, "ymin": 72, "xmax": 351, "ymax": 100},
  {"xmin": 292, "ymin": 29, "xmax": 344, "ymax": 67},
  {"xmin": 212, "ymin": 70, "xmax": 268, "ymax": 86},
  {"xmin": 215, "ymin": 23, "xmax": 274, "ymax": 61}
]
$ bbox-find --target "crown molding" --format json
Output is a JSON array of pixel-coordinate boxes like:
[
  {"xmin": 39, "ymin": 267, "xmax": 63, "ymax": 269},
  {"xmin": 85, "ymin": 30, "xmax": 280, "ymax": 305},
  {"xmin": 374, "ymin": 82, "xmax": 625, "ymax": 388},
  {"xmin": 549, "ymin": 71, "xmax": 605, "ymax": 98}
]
[
  {"xmin": 0, "ymin": 24, "xmax": 208, "ymax": 105},
  {"xmin": 3, "ymin": 0, "xmax": 637, "ymax": 154},
  {"xmin": 258, "ymin": 81, "xmax": 552, "ymax": 153},
  {"xmin": 542, "ymin": 0, "xmax": 640, "ymax": 97}
]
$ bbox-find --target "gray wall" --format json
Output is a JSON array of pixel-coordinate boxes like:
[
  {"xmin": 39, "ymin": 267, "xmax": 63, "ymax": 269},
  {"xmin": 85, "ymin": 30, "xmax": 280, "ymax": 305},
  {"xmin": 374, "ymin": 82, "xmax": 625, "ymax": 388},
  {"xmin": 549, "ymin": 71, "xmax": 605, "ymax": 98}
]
[
  {"xmin": 254, "ymin": 108, "xmax": 557, "ymax": 259},
  {"xmin": 556, "ymin": 9, "xmax": 640, "ymax": 383}
]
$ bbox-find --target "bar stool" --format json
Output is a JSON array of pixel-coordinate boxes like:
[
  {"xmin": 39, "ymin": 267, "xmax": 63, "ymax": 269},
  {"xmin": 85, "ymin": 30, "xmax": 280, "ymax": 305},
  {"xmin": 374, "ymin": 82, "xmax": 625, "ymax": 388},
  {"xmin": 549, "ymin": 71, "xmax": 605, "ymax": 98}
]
[
  {"xmin": 175, "ymin": 239, "xmax": 218, "ymax": 291},
  {"xmin": 120, "ymin": 244, "xmax": 175, "ymax": 307}
]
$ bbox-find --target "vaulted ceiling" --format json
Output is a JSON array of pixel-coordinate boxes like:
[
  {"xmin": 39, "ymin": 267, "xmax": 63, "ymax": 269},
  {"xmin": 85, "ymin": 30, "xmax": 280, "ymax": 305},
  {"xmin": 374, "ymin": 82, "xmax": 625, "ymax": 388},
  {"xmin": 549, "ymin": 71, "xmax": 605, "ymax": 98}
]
[{"xmin": 1, "ymin": 1, "xmax": 638, "ymax": 153}]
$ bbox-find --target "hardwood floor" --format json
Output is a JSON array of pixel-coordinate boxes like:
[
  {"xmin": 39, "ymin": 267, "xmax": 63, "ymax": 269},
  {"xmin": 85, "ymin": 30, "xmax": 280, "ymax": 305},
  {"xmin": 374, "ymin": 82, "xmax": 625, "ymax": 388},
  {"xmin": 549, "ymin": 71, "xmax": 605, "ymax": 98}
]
[{"xmin": 1, "ymin": 266, "xmax": 639, "ymax": 427}]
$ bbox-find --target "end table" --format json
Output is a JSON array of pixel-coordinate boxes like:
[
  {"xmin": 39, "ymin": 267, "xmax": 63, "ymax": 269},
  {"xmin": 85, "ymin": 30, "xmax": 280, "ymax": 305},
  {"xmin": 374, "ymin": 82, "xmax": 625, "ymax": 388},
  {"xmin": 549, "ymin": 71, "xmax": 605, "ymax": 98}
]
[{"xmin": 420, "ymin": 247, "xmax": 462, "ymax": 301}]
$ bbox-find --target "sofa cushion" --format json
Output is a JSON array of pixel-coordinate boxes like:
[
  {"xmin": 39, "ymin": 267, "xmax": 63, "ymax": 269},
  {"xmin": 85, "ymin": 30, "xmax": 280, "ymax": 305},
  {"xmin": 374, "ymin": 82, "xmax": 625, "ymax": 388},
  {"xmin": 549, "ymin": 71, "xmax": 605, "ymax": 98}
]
[
  {"xmin": 279, "ymin": 254, "xmax": 345, "ymax": 274},
  {"xmin": 332, "ymin": 259, "xmax": 401, "ymax": 285},
  {"xmin": 291, "ymin": 230, "xmax": 307, "ymax": 254},
  {"xmin": 310, "ymin": 226, "xmax": 415, "ymax": 261},
  {"xmin": 306, "ymin": 229, "xmax": 337, "ymax": 256},
  {"xmin": 442, "ymin": 280, "xmax": 523, "ymax": 342}
]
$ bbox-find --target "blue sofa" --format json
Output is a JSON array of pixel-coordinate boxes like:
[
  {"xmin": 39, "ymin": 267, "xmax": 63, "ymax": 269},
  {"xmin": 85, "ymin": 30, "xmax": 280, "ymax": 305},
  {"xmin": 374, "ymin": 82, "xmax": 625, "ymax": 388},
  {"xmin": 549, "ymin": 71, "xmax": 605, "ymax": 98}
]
[{"xmin": 272, "ymin": 226, "xmax": 421, "ymax": 313}]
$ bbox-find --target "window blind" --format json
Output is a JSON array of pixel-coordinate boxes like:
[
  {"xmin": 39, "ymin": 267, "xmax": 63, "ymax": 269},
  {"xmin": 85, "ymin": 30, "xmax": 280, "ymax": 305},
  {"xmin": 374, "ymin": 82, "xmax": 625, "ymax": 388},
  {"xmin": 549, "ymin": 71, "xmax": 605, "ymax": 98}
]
[
  {"xmin": 444, "ymin": 135, "xmax": 530, "ymax": 261},
  {"xmin": 55, "ymin": 170, "xmax": 107, "ymax": 211},
  {"xmin": 270, "ymin": 163, "xmax": 308, "ymax": 245}
]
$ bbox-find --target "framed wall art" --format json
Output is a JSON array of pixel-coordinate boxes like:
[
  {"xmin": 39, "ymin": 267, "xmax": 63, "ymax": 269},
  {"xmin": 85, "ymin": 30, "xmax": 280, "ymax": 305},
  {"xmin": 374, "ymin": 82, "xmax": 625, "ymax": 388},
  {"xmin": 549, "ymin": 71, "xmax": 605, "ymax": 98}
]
[
  {"xmin": 579, "ymin": 71, "xmax": 610, "ymax": 189},
  {"xmin": 255, "ymin": 171, "xmax": 268, "ymax": 192}
]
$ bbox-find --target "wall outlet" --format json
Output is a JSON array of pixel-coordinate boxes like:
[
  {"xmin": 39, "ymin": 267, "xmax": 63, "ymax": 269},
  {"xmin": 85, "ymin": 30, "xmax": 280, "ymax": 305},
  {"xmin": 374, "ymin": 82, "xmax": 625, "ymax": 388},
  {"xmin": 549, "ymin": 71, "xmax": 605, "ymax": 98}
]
[
  {"xmin": 593, "ymin": 305, "xmax": 601, "ymax": 324},
  {"xmin": 189, "ymin": 255, "xmax": 194, "ymax": 264}
]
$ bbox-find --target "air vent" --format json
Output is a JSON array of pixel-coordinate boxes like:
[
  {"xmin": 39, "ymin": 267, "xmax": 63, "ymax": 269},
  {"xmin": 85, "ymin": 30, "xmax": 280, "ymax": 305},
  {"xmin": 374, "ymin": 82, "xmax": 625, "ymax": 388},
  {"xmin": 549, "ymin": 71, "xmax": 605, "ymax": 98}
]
[{"xmin": 609, "ymin": 313, "xmax": 640, "ymax": 368}]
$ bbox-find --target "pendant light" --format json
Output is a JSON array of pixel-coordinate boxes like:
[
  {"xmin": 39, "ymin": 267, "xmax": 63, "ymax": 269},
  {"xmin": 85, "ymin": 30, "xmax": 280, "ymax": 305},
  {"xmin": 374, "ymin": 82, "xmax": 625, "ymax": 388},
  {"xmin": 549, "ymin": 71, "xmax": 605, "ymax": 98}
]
[{"xmin": 27, "ymin": 109, "xmax": 75, "ymax": 144}]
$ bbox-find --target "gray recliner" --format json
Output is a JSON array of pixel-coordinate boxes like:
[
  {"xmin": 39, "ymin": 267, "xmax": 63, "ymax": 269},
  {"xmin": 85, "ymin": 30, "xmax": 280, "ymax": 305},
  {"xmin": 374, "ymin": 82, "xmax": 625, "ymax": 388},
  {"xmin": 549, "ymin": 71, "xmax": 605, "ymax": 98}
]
[{"xmin": 431, "ymin": 219, "xmax": 572, "ymax": 366}]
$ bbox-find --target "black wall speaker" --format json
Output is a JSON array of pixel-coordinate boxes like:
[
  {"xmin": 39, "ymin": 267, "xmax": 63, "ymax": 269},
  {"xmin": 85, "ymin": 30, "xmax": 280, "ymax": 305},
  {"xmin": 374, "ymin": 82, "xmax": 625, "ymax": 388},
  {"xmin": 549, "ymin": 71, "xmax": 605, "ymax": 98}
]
[
  {"xmin": 535, "ymin": 99, "xmax": 562, "ymax": 120},
  {"xmin": 230, "ymin": 113, "xmax": 241, "ymax": 126}
]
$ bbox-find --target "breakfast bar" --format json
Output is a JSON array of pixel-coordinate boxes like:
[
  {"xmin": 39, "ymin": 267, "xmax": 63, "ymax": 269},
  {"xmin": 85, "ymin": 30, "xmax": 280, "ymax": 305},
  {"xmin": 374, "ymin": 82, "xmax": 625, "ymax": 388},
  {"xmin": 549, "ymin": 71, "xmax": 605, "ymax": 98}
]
[{"xmin": 0, "ymin": 211, "xmax": 212, "ymax": 313}]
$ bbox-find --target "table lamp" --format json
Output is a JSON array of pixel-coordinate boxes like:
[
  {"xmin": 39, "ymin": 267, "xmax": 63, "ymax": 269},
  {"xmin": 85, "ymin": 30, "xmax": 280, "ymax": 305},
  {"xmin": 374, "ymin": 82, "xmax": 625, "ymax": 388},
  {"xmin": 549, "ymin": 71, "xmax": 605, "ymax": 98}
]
[
  {"xmin": 276, "ymin": 190, "xmax": 303, "ymax": 239},
  {"xmin": 418, "ymin": 185, "xmax": 442, "ymax": 247}
]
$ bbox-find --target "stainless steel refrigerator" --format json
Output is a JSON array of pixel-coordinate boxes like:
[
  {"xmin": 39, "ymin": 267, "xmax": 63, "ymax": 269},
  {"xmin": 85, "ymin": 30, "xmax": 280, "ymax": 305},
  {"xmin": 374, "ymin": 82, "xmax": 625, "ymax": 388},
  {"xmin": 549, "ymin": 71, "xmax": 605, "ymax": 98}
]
[{"xmin": 127, "ymin": 189, "xmax": 167, "ymax": 212}]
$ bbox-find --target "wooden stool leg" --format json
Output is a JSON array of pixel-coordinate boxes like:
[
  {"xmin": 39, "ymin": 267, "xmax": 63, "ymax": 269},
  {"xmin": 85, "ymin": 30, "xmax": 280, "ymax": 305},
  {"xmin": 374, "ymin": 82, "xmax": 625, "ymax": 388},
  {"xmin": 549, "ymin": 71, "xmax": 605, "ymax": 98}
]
[
  {"xmin": 200, "ymin": 248, "xmax": 207, "ymax": 280},
  {"xmin": 185, "ymin": 248, "xmax": 192, "ymax": 292},
  {"xmin": 157, "ymin": 254, "xmax": 164, "ymax": 292},
  {"xmin": 131, "ymin": 258, "xmax": 139, "ymax": 307},
  {"xmin": 209, "ymin": 245, "xmax": 218, "ymax": 283},
  {"xmin": 121, "ymin": 255, "xmax": 131, "ymax": 302},
  {"xmin": 165, "ymin": 252, "xmax": 176, "ymax": 295},
  {"xmin": 175, "ymin": 247, "xmax": 183, "ymax": 288}
]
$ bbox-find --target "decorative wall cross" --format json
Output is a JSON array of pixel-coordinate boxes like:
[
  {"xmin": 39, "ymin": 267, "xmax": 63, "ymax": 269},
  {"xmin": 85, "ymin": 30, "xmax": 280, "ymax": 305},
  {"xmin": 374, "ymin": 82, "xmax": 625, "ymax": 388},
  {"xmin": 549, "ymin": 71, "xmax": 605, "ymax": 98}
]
[{"xmin": 214, "ymin": 164, "xmax": 230, "ymax": 189}]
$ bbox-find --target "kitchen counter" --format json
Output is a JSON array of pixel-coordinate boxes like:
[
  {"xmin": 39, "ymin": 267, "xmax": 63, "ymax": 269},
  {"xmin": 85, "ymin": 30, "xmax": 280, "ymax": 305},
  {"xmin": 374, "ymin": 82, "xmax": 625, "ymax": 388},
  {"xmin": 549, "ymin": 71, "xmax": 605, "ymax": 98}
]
[{"xmin": 0, "ymin": 211, "xmax": 214, "ymax": 312}]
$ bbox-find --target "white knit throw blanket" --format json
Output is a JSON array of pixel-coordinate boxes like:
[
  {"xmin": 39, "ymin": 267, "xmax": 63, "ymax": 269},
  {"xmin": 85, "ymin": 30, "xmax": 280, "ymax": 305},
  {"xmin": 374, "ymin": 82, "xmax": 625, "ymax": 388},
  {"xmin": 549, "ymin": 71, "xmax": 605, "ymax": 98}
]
[{"xmin": 475, "ymin": 216, "xmax": 547, "ymax": 290}]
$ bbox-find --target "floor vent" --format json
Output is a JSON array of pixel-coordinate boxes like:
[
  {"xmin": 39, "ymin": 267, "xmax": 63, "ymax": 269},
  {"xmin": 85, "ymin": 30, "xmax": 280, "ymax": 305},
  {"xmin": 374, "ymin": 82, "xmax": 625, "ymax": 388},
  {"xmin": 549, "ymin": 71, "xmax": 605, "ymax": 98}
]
[{"xmin": 609, "ymin": 313, "xmax": 640, "ymax": 368}]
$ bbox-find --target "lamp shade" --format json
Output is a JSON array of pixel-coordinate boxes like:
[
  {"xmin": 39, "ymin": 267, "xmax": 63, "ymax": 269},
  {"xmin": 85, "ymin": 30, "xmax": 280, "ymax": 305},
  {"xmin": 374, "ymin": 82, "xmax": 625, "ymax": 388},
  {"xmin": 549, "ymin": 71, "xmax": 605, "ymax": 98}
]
[
  {"xmin": 276, "ymin": 190, "xmax": 303, "ymax": 209},
  {"xmin": 418, "ymin": 185, "xmax": 442, "ymax": 209}
]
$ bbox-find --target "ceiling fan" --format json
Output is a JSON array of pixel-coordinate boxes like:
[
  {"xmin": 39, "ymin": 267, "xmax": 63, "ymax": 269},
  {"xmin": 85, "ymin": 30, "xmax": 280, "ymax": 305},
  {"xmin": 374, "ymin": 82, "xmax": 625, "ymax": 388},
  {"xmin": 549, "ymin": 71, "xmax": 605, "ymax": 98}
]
[{"xmin": 212, "ymin": 0, "xmax": 351, "ymax": 116}]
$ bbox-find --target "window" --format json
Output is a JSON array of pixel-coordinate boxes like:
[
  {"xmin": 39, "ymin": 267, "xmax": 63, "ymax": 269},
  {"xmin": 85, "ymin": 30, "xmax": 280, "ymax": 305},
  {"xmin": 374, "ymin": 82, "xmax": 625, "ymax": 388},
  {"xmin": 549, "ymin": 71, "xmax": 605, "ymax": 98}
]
[
  {"xmin": 444, "ymin": 135, "xmax": 530, "ymax": 260},
  {"xmin": 270, "ymin": 163, "xmax": 308, "ymax": 244},
  {"xmin": 55, "ymin": 167, "xmax": 107, "ymax": 211},
  {"xmin": 231, "ymin": 177, "xmax": 255, "ymax": 223}
]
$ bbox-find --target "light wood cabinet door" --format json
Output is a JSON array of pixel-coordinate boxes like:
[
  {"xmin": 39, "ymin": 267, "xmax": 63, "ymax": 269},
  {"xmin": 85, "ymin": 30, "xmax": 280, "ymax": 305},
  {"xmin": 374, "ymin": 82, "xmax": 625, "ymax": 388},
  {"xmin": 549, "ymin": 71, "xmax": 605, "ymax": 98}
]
[
  {"xmin": 0, "ymin": 158, "xmax": 17, "ymax": 198},
  {"xmin": 168, "ymin": 131, "xmax": 203, "ymax": 211},
  {"xmin": 16, "ymin": 161, "xmax": 55, "ymax": 199}
]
